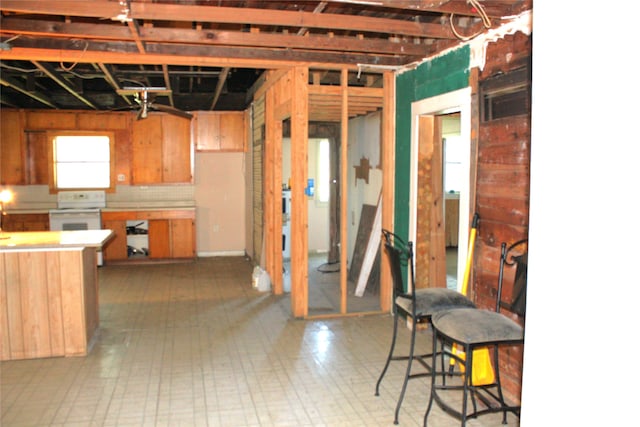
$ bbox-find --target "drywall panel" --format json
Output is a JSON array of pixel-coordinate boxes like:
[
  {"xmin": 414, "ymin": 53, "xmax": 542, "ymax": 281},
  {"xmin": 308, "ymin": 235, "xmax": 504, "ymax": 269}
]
[{"xmin": 194, "ymin": 152, "xmax": 246, "ymax": 255}]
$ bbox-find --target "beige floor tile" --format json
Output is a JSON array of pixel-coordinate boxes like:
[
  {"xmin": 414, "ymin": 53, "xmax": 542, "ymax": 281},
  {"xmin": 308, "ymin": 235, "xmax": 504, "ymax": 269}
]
[{"xmin": 1, "ymin": 257, "xmax": 519, "ymax": 427}]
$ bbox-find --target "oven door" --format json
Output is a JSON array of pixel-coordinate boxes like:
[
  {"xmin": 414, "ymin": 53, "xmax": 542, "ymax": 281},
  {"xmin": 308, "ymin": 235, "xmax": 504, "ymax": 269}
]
[
  {"xmin": 49, "ymin": 209, "xmax": 102, "ymax": 231},
  {"xmin": 49, "ymin": 209, "xmax": 103, "ymax": 265}
]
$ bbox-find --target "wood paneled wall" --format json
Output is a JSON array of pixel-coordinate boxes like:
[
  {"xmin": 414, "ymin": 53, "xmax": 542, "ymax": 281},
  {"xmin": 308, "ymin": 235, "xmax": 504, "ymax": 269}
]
[
  {"xmin": 1, "ymin": 248, "xmax": 98, "ymax": 360},
  {"xmin": 473, "ymin": 31, "xmax": 531, "ymax": 402}
]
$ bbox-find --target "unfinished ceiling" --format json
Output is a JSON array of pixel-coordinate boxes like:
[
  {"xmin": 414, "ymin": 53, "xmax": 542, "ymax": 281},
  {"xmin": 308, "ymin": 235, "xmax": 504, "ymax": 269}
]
[{"xmin": 0, "ymin": 0, "xmax": 532, "ymax": 114}]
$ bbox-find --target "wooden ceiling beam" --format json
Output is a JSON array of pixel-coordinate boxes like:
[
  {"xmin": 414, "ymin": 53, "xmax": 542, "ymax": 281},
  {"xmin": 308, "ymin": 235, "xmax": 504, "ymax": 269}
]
[
  {"xmin": 325, "ymin": 0, "xmax": 523, "ymax": 18},
  {"xmin": 210, "ymin": 67, "xmax": 229, "ymax": 111},
  {"xmin": 161, "ymin": 64, "xmax": 174, "ymax": 107},
  {"xmin": 0, "ymin": 0, "xmax": 454, "ymax": 39},
  {"xmin": 0, "ymin": 18, "xmax": 433, "ymax": 57},
  {"xmin": 0, "ymin": 46, "xmax": 365, "ymax": 71},
  {"xmin": 2, "ymin": 37, "xmax": 408, "ymax": 67}
]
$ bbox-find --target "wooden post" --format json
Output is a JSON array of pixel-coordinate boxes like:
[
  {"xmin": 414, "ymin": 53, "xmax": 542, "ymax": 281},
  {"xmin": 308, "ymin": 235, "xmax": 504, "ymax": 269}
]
[
  {"xmin": 340, "ymin": 68, "xmax": 349, "ymax": 314},
  {"xmin": 380, "ymin": 71, "xmax": 395, "ymax": 312},
  {"xmin": 290, "ymin": 66, "xmax": 309, "ymax": 317}
]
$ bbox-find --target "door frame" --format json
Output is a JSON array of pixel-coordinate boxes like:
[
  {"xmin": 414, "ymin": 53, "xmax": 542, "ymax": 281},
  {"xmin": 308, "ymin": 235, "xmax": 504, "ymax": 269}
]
[{"xmin": 409, "ymin": 87, "xmax": 472, "ymax": 290}]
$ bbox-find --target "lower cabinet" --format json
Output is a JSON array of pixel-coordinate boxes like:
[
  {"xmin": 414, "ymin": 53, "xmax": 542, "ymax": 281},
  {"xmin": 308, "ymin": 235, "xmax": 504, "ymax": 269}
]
[
  {"xmin": 102, "ymin": 210, "xmax": 195, "ymax": 262},
  {"xmin": 2, "ymin": 213, "xmax": 49, "ymax": 232},
  {"xmin": 148, "ymin": 218, "xmax": 194, "ymax": 259}
]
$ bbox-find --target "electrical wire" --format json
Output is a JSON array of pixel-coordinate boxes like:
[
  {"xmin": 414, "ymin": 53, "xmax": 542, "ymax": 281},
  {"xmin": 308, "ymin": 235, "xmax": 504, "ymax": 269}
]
[
  {"xmin": 59, "ymin": 40, "xmax": 90, "ymax": 72},
  {"xmin": 450, "ymin": 0, "xmax": 492, "ymax": 41}
]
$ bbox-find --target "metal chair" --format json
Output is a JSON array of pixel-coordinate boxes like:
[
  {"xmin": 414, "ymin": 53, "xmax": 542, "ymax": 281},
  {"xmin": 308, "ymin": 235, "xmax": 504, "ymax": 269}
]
[
  {"xmin": 375, "ymin": 229, "xmax": 476, "ymax": 424},
  {"xmin": 424, "ymin": 239, "xmax": 527, "ymax": 427}
]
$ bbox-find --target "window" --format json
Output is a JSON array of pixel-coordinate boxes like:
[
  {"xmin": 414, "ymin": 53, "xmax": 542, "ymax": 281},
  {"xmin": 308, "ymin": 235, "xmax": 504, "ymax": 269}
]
[
  {"xmin": 51, "ymin": 133, "xmax": 114, "ymax": 190},
  {"xmin": 480, "ymin": 65, "xmax": 531, "ymax": 122},
  {"xmin": 444, "ymin": 135, "xmax": 464, "ymax": 193},
  {"xmin": 317, "ymin": 139, "xmax": 330, "ymax": 203}
]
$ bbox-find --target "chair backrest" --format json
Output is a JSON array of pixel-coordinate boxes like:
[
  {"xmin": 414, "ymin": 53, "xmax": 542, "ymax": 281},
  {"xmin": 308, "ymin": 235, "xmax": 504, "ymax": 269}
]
[
  {"xmin": 497, "ymin": 239, "xmax": 528, "ymax": 317},
  {"xmin": 381, "ymin": 229, "xmax": 414, "ymax": 300}
]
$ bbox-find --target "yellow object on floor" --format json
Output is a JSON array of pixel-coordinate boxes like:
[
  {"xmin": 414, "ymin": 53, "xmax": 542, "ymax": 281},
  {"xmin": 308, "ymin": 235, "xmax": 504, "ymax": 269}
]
[{"xmin": 448, "ymin": 213, "xmax": 495, "ymax": 386}]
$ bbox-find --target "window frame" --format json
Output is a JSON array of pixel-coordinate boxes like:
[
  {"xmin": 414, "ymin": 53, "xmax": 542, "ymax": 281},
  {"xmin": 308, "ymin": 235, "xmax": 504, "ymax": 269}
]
[{"xmin": 48, "ymin": 130, "xmax": 116, "ymax": 193}]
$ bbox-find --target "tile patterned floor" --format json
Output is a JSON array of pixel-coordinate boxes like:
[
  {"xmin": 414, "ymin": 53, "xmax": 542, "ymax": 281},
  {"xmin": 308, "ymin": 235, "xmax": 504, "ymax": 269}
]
[{"xmin": 1, "ymin": 256, "xmax": 519, "ymax": 427}]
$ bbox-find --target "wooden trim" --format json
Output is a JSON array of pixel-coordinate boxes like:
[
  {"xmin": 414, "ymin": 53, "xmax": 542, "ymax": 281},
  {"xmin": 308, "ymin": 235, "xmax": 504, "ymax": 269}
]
[
  {"xmin": 380, "ymin": 71, "xmax": 395, "ymax": 312},
  {"xmin": 290, "ymin": 66, "xmax": 309, "ymax": 318},
  {"xmin": 45, "ymin": 130, "xmax": 117, "ymax": 193},
  {"xmin": 340, "ymin": 68, "xmax": 349, "ymax": 314},
  {"xmin": 264, "ymin": 85, "xmax": 277, "ymax": 292},
  {"xmin": 101, "ymin": 209, "xmax": 195, "ymax": 221}
]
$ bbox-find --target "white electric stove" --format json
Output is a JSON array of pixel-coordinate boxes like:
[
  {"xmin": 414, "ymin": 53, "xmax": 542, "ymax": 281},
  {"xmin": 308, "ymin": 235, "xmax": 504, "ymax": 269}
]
[{"xmin": 49, "ymin": 190, "xmax": 106, "ymax": 265}]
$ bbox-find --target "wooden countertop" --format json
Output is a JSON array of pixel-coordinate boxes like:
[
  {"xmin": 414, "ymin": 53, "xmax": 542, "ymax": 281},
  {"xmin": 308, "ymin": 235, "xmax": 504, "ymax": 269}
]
[{"xmin": 0, "ymin": 230, "xmax": 114, "ymax": 251}]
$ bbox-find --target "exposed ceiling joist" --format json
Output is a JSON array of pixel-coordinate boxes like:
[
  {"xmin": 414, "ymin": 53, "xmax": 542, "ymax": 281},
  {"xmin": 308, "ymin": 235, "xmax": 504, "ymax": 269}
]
[
  {"xmin": 32, "ymin": 60, "xmax": 97, "ymax": 109},
  {"xmin": 0, "ymin": 0, "xmax": 531, "ymax": 113}
]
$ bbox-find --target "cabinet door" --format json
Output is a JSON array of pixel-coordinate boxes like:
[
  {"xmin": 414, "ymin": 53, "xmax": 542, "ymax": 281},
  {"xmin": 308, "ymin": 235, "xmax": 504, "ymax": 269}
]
[
  {"xmin": 194, "ymin": 112, "xmax": 221, "ymax": 151},
  {"xmin": 102, "ymin": 220, "xmax": 128, "ymax": 261},
  {"xmin": 25, "ymin": 131, "xmax": 49, "ymax": 185},
  {"xmin": 161, "ymin": 115, "xmax": 192, "ymax": 183},
  {"xmin": 170, "ymin": 219, "xmax": 195, "ymax": 258},
  {"xmin": 131, "ymin": 116, "xmax": 163, "ymax": 184},
  {"xmin": 148, "ymin": 220, "xmax": 171, "ymax": 259},
  {"xmin": 1, "ymin": 110, "xmax": 26, "ymax": 185},
  {"xmin": 219, "ymin": 112, "xmax": 245, "ymax": 152}
]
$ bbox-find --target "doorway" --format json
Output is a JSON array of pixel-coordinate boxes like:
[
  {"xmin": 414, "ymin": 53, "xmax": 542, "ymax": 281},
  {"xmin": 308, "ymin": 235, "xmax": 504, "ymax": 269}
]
[{"xmin": 409, "ymin": 88, "xmax": 472, "ymax": 291}]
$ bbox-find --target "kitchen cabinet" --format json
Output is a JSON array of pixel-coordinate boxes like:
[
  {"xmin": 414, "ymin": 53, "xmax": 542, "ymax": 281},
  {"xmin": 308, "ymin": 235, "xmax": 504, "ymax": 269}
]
[
  {"xmin": 0, "ymin": 110, "xmax": 26, "ymax": 185},
  {"xmin": 131, "ymin": 114, "xmax": 192, "ymax": 184},
  {"xmin": 102, "ymin": 210, "xmax": 195, "ymax": 262},
  {"xmin": 0, "ymin": 231, "xmax": 112, "ymax": 360},
  {"xmin": 1, "ymin": 213, "xmax": 49, "ymax": 232},
  {"xmin": 148, "ymin": 218, "xmax": 194, "ymax": 259},
  {"xmin": 101, "ymin": 219, "xmax": 128, "ymax": 260},
  {"xmin": 194, "ymin": 111, "xmax": 245, "ymax": 152}
]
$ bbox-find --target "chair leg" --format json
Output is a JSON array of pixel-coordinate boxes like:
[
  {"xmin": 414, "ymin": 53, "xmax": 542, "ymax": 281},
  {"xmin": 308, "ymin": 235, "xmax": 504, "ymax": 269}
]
[
  {"xmin": 461, "ymin": 344, "xmax": 473, "ymax": 427},
  {"xmin": 492, "ymin": 346, "xmax": 509, "ymax": 425},
  {"xmin": 424, "ymin": 325, "xmax": 439, "ymax": 427},
  {"xmin": 375, "ymin": 312, "xmax": 400, "ymax": 396},
  {"xmin": 394, "ymin": 316, "xmax": 417, "ymax": 425}
]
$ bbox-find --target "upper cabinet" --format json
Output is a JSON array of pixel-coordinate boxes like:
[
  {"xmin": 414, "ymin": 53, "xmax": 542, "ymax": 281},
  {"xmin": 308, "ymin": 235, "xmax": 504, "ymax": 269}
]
[
  {"xmin": 0, "ymin": 110, "xmax": 26, "ymax": 185},
  {"xmin": 1, "ymin": 109, "xmax": 247, "ymax": 187},
  {"xmin": 130, "ymin": 114, "xmax": 193, "ymax": 184},
  {"xmin": 194, "ymin": 111, "xmax": 245, "ymax": 152}
]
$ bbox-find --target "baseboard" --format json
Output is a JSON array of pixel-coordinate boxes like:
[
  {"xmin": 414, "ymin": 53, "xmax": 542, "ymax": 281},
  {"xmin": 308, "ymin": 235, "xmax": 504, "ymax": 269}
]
[{"xmin": 197, "ymin": 251, "xmax": 246, "ymax": 257}]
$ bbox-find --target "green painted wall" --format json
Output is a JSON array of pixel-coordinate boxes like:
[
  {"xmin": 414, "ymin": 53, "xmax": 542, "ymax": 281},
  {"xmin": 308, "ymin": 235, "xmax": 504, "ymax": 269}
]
[{"xmin": 394, "ymin": 46, "xmax": 470, "ymax": 244}]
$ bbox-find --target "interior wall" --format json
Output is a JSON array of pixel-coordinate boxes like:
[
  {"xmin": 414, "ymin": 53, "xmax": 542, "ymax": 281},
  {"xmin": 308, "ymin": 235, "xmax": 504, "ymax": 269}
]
[
  {"xmin": 194, "ymin": 152, "xmax": 246, "ymax": 255},
  {"xmin": 346, "ymin": 111, "xmax": 382, "ymax": 265},
  {"xmin": 282, "ymin": 137, "xmax": 329, "ymax": 252},
  {"xmin": 394, "ymin": 46, "xmax": 471, "ymax": 243}
]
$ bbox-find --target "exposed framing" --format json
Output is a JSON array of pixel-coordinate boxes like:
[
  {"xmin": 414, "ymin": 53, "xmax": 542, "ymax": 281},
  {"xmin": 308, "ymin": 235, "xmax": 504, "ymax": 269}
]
[{"xmin": 261, "ymin": 67, "xmax": 394, "ymax": 317}]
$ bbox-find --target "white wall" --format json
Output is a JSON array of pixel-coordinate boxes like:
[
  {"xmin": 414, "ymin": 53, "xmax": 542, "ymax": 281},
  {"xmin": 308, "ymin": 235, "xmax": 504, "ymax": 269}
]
[
  {"xmin": 194, "ymin": 152, "xmax": 246, "ymax": 255},
  {"xmin": 522, "ymin": 3, "xmax": 639, "ymax": 425},
  {"xmin": 282, "ymin": 137, "xmax": 330, "ymax": 253},
  {"xmin": 347, "ymin": 111, "xmax": 382, "ymax": 265}
]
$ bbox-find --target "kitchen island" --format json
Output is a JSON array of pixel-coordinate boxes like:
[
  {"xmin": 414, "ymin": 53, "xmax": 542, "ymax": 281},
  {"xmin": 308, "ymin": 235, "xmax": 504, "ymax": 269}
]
[{"xmin": 0, "ymin": 230, "xmax": 113, "ymax": 361}]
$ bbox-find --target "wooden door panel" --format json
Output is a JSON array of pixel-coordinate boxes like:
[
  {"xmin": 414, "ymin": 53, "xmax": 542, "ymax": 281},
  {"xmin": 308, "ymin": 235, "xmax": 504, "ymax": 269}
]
[
  {"xmin": 102, "ymin": 220, "xmax": 127, "ymax": 260},
  {"xmin": 0, "ymin": 110, "xmax": 26, "ymax": 184},
  {"xmin": 162, "ymin": 115, "xmax": 192, "ymax": 183},
  {"xmin": 194, "ymin": 112, "xmax": 221, "ymax": 151},
  {"xmin": 25, "ymin": 131, "xmax": 49, "ymax": 185},
  {"xmin": 170, "ymin": 219, "xmax": 194, "ymax": 258},
  {"xmin": 131, "ymin": 116, "xmax": 163, "ymax": 184},
  {"xmin": 220, "ymin": 112, "xmax": 245, "ymax": 151},
  {"xmin": 148, "ymin": 220, "xmax": 171, "ymax": 259}
]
